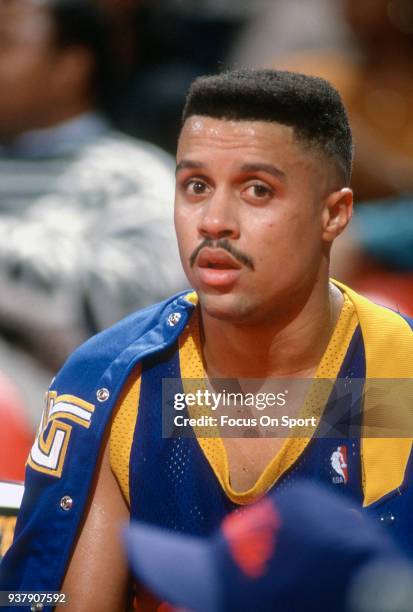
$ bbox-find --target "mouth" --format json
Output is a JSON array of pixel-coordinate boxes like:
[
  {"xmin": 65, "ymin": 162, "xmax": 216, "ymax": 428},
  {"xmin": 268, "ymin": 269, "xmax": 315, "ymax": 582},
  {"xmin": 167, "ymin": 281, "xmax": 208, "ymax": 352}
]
[
  {"xmin": 195, "ymin": 248, "xmax": 243, "ymax": 288},
  {"xmin": 196, "ymin": 248, "xmax": 242, "ymax": 270}
]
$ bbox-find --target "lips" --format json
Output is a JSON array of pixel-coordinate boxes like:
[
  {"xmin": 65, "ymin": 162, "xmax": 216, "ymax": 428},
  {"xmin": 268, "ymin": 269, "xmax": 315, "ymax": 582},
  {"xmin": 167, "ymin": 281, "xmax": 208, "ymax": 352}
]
[
  {"xmin": 195, "ymin": 248, "xmax": 242, "ymax": 288},
  {"xmin": 196, "ymin": 248, "xmax": 242, "ymax": 270}
]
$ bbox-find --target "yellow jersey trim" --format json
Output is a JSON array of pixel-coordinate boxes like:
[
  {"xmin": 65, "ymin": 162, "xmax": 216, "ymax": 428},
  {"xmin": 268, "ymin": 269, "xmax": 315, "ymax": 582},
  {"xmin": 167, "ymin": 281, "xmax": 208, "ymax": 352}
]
[
  {"xmin": 332, "ymin": 280, "xmax": 413, "ymax": 507},
  {"xmin": 110, "ymin": 365, "xmax": 141, "ymax": 506}
]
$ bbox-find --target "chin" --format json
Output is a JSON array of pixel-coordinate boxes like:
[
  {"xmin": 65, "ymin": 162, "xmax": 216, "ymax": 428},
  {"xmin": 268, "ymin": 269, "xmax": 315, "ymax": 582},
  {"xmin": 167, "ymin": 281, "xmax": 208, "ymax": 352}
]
[{"xmin": 197, "ymin": 291, "xmax": 255, "ymax": 323}]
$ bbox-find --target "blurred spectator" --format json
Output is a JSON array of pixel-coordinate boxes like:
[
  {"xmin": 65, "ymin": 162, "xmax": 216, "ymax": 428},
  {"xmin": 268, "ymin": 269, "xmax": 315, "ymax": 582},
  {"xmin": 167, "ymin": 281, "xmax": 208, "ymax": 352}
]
[{"xmin": 0, "ymin": 0, "xmax": 186, "ymax": 409}]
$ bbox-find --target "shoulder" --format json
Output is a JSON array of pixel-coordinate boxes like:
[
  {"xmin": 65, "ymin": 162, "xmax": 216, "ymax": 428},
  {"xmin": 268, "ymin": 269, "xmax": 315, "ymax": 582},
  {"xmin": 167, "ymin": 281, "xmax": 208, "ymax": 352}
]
[
  {"xmin": 78, "ymin": 131, "xmax": 174, "ymax": 182},
  {"xmin": 44, "ymin": 289, "xmax": 197, "ymax": 479},
  {"xmin": 59, "ymin": 130, "xmax": 175, "ymax": 203},
  {"xmin": 98, "ymin": 131, "xmax": 173, "ymax": 167},
  {"xmin": 54, "ymin": 291, "xmax": 196, "ymax": 399},
  {"xmin": 24, "ymin": 291, "xmax": 196, "ymax": 484}
]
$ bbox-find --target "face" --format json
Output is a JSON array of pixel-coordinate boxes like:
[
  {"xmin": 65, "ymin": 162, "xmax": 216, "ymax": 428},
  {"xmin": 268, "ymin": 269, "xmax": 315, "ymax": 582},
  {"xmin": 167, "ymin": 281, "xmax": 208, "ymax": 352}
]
[
  {"xmin": 175, "ymin": 116, "xmax": 349, "ymax": 325},
  {"xmin": 0, "ymin": 1, "xmax": 60, "ymax": 137}
]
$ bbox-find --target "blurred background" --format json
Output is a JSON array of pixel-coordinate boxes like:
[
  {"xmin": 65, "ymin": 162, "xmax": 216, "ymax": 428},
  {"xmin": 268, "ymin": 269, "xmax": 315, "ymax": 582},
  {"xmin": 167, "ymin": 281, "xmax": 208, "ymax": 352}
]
[{"xmin": 0, "ymin": 0, "xmax": 412, "ymax": 484}]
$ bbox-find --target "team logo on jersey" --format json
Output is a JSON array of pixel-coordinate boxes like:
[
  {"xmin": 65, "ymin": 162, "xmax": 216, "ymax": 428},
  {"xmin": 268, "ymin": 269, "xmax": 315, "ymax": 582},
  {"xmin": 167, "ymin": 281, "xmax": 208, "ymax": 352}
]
[
  {"xmin": 330, "ymin": 445, "xmax": 348, "ymax": 484},
  {"xmin": 27, "ymin": 391, "xmax": 95, "ymax": 478}
]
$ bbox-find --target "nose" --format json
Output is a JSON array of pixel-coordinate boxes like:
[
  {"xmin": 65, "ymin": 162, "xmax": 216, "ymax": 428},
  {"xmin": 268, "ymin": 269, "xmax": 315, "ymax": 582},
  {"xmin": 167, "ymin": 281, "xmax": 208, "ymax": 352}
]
[{"xmin": 197, "ymin": 187, "xmax": 240, "ymax": 240}]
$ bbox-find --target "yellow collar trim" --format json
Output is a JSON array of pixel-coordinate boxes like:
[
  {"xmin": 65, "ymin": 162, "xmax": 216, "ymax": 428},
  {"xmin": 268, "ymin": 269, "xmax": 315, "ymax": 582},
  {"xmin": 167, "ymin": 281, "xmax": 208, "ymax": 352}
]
[{"xmin": 179, "ymin": 291, "xmax": 357, "ymax": 504}]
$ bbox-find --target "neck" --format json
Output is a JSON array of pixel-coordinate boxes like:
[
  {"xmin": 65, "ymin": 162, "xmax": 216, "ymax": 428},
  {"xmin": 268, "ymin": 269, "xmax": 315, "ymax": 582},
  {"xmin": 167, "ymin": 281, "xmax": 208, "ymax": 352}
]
[
  {"xmin": 40, "ymin": 99, "xmax": 96, "ymax": 128},
  {"xmin": 3, "ymin": 99, "xmax": 96, "ymax": 143},
  {"xmin": 201, "ymin": 280, "xmax": 344, "ymax": 379}
]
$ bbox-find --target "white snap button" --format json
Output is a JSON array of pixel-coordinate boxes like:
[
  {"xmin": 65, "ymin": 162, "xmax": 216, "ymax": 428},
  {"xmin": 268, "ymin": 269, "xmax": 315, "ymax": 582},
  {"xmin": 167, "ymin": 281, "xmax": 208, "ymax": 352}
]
[
  {"xmin": 60, "ymin": 495, "xmax": 73, "ymax": 511},
  {"xmin": 96, "ymin": 387, "xmax": 110, "ymax": 402},
  {"xmin": 167, "ymin": 312, "xmax": 181, "ymax": 327}
]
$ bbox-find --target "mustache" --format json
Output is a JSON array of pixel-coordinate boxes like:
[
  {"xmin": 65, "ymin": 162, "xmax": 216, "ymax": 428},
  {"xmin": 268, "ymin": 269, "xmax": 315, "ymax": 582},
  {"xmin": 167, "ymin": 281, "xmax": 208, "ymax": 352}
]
[{"xmin": 189, "ymin": 238, "xmax": 255, "ymax": 270}]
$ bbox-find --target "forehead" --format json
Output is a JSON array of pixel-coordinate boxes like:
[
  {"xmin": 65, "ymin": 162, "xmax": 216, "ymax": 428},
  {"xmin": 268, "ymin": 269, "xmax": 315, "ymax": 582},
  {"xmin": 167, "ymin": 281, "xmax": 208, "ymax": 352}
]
[
  {"xmin": 177, "ymin": 116, "xmax": 307, "ymax": 167},
  {"xmin": 0, "ymin": 1, "xmax": 52, "ymax": 44}
]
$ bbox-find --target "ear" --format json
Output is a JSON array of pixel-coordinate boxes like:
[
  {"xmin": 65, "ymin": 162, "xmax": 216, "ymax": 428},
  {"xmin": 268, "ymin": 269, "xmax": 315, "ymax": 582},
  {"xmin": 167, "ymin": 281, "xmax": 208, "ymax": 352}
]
[{"xmin": 321, "ymin": 188, "xmax": 353, "ymax": 243}]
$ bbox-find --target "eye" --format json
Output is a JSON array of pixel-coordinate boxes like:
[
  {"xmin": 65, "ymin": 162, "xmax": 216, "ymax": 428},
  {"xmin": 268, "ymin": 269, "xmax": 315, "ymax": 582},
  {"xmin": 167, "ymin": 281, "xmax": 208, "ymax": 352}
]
[
  {"xmin": 244, "ymin": 182, "xmax": 274, "ymax": 200},
  {"xmin": 185, "ymin": 179, "xmax": 209, "ymax": 196}
]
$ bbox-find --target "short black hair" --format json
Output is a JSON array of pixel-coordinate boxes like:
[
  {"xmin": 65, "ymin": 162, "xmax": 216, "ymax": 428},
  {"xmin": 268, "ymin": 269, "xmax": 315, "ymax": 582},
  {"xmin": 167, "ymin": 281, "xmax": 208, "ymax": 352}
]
[
  {"xmin": 45, "ymin": 0, "xmax": 118, "ymax": 113},
  {"xmin": 182, "ymin": 70, "xmax": 353, "ymax": 185}
]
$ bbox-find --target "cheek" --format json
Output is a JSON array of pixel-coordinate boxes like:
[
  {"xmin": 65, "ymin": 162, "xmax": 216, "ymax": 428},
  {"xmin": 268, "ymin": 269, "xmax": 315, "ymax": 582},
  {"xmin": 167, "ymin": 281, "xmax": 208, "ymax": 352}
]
[
  {"xmin": 251, "ymin": 213, "xmax": 318, "ymax": 273},
  {"xmin": 0, "ymin": 55, "xmax": 49, "ymax": 109},
  {"xmin": 0, "ymin": 49, "xmax": 38, "ymax": 80},
  {"xmin": 174, "ymin": 198, "xmax": 201, "ymax": 238},
  {"xmin": 174, "ymin": 208, "xmax": 195, "ymax": 268},
  {"xmin": 173, "ymin": 206, "xmax": 188, "ymax": 246}
]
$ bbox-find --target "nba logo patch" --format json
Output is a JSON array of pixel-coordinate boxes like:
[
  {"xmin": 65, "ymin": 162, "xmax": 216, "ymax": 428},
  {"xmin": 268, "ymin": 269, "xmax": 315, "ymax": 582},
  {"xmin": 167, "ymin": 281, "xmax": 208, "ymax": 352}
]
[{"xmin": 330, "ymin": 445, "xmax": 348, "ymax": 484}]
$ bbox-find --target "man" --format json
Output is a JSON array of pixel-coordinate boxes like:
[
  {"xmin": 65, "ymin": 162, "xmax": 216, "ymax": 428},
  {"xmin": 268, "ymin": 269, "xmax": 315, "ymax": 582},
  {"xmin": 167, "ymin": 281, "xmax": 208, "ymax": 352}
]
[
  {"xmin": 0, "ymin": 0, "xmax": 184, "ymax": 394},
  {"xmin": 2, "ymin": 70, "xmax": 413, "ymax": 611}
]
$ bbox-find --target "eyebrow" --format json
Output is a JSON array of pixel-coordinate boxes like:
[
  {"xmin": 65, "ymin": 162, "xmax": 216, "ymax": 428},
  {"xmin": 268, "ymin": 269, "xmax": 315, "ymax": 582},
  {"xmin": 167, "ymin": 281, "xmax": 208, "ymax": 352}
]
[
  {"xmin": 240, "ymin": 163, "xmax": 286, "ymax": 181},
  {"xmin": 175, "ymin": 160, "xmax": 203, "ymax": 175},
  {"xmin": 175, "ymin": 160, "xmax": 286, "ymax": 181}
]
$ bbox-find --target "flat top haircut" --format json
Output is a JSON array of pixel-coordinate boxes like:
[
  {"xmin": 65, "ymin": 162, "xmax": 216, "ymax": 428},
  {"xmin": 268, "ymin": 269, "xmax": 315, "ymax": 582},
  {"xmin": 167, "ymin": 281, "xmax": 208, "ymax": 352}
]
[{"xmin": 182, "ymin": 70, "xmax": 353, "ymax": 186}]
